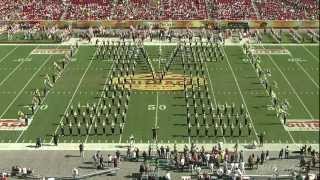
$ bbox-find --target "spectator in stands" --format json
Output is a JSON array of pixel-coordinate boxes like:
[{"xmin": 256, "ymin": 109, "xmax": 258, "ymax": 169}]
[
  {"xmin": 107, "ymin": 154, "xmax": 112, "ymax": 167},
  {"xmin": 165, "ymin": 171, "xmax": 171, "ymax": 180},
  {"xmin": 1, "ymin": 0, "xmax": 319, "ymax": 21},
  {"xmin": 98, "ymin": 154, "xmax": 104, "ymax": 169},
  {"xmin": 72, "ymin": 168, "xmax": 79, "ymax": 179},
  {"xmin": 247, "ymin": 154, "xmax": 253, "ymax": 169},
  {"xmin": 79, "ymin": 143, "xmax": 84, "ymax": 158},
  {"xmin": 116, "ymin": 150, "xmax": 121, "ymax": 162},
  {"xmin": 266, "ymin": 150, "xmax": 269, "ymax": 161},
  {"xmin": 53, "ymin": 134, "xmax": 58, "ymax": 146},
  {"xmin": 279, "ymin": 148, "xmax": 283, "ymax": 159},
  {"xmin": 113, "ymin": 156, "xmax": 118, "ymax": 168},
  {"xmin": 260, "ymin": 151, "xmax": 265, "ymax": 164},
  {"xmin": 36, "ymin": 137, "xmax": 41, "ymax": 148},
  {"xmin": 285, "ymin": 146, "xmax": 289, "ymax": 159},
  {"xmin": 139, "ymin": 163, "xmax": 144, "ymax": 177},
  {"xmin": 0, "ymin": 173, "xmax": 8, "ymax": 180}
]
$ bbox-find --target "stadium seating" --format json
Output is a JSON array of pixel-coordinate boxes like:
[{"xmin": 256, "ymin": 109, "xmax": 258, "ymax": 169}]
[
  {"xmin": 162, "ymin": 0, "xmax": 208, "ymax": 20},
  {"xmin": 0, "ymin": 0, "xmax": 318, "ymax": 20},
  {"xmin": 64, "ymin": 0, "xmax": 112, "ymax": 20},
  {"xmin": 209, "ymin": 0, "xmax": 257, "ymax": 20},
  {"xmin": 254, "ymin": 0, "xmax": 319, "ymax": 20},
  {"xmin": 0, "ymin": 0, "xmax": 22, "ymax": 21},
  {"xmin": 20, "ymin": 0, "xmax": 64, "ymax": 20}
]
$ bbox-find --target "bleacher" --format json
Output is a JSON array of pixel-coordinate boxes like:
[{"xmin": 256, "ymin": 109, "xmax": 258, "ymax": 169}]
[{"xmin": 0, "ymin": 0, "xmax": 318, "ymax": 20}]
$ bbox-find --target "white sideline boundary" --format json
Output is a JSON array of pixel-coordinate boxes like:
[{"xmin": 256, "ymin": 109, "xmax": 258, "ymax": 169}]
[
  {"xmin": 153, "ymin": 41, "xmax": 161, "ymax": 143},
  {"xmin": 245, "ymin": 46, "xmax": 297, "ymax": 144},
  {"xmin": 0, "ymin": 47, "xmax": 53, "ymax": 120},
  {"xmin": 85, "ymin": 58, "xmax": 114, "ymax": 143},
  {"xmin": 0, "ymin": 46, "xmax": 19, "ymax": 64},
  {"xmin": 0, "ymin": 143, "xmax": 317, "ymax": 151},
  {"xmin": 284, "ymin": 48, "xmax": 319, "ymax": 88},
  {"xmin": 0, "ymin": 43, "xmax": 318, "ymax": 46},
  {"xmin": 0, "ymin": 46, "xmax": 36, "ymax": 87},
  {"xmin": 15, "ymin": 46, "xmax": 77, "ymax": 143},
  {"xmin": 302, "ymin": 45, "xmax": 320, "ymax": 62},
  {"xmin": 265, "ymin": 49, "xmax": 315, "ymax": 120},
  {"xmin": 50, "ymin": 49, "xmax": 97, "ymax": 143},
  {"xmin": 222, "ymin": 47, "xmax": 260, "ymax": 142},
  {"xmin": 204, "ymin": 61, "xmax": 226, "ymax": 143}
]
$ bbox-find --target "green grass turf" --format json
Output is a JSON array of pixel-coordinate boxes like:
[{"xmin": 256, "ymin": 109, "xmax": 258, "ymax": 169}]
[
  {"xmin": 0, "ymin": 33, "xmax": 59, "ymax": 43},
  {"xmin": 0, "ymin": 44, "xmax": 318, "ymax": 144},
  {"xmin": 299, "ymin": 33, "xmax": 314, "ymax": 43},
  {"xmin": 261, "ymin": 33, "xmax": 278, "ymax": 43},
  {"xmin": 281, "ymin": 32, "xmax": 297, "ymax": 43},
  {"xmin": 260, "ymin": 45, "xmax": 319, "ymax": 143}
]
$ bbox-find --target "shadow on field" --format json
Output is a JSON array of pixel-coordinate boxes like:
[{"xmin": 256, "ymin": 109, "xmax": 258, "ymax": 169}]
[
  {"xmin": 173, "ymin": 123, "xmax": 186, "ymax": 127},
  {"xmin": 173, "ymin": 114, "xmax": 185, "ymax": 116},
  {"xmin": 77, "ymin": 165, "xmax": 97, "ymax": 170},
  {"xmin": 65, "ymin": 154, "xmax": 80, "ymax": 158},
  {"xmin": 255, "ymin": 95, "xmax": 267, "ymax": 98},
  {"xmin": 245, "ymin": 76, "xmax": 257, "ymax": 79},
  {"xmin": 172, "ymin": 134, "xmax": 188, "ymax": 138},
  {"xmin": 245, "ymin": 88, "xmax": 262, "ymax": 91},
  {"xmin": 172, "ymin": 105, "xmax": 185, "ymax": 108}
]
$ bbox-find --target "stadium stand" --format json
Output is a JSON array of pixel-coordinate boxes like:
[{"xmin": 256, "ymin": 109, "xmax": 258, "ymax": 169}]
[
  {"xmin": 0, "ymin": 0, "xmax": 318, "ymax": 20},
  {"xmin": 64, "ymin": 0, "xmax": 112, "ymax": 20},
  {"xmin": 20, "ymin": 0, "xmax": 64, "ymax": 20},
  {"xmin": 254, "ymin": 0, "xmax": 319, "ymax": 20},
  {"xmin": 0, "ymin": 0, "xmax": 22, "ymax": 21},
  {"xmin": 208, "ymin": 0, "xmax": 258, "ymax": 20},
  {"xmin": 162, "ymin": 0, "xmax": 208, "ymax": 20}
]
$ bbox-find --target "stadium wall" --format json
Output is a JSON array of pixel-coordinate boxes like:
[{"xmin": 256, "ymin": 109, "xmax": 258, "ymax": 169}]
[{"xmin": 2, "ymin": 20, "xmax": 319, "ymax": 29}]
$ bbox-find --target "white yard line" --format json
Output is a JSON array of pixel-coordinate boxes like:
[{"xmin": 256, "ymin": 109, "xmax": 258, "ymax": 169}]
[
  {"xmin": 293, "ymin": 59, "xmax": 319, "ymax": 88},
  {"xmin": 0, "ymin": 46, "xmax": 19, "ymax": 64},
  {"xmin": 51, "ymin": 50, "xmax": 97, "ymax": 143},
  {"xmin": 0, "ymin": 47, "xmax": 37, "ymax": 88},
  {"xmin": 84, "ymin": 55, "xmax": 114, "ymax": 143},
  {"xmin": 155, "ymin": 41, "xmax": 161, "ymax": 128},
  {"xmin": 0, "ymin": 142, "xmax": 317, "ymax": 151},
  {"xmin": 265, "ymin": 52, "xmax": 315, "ymax": 120},
  {"xmin": 0, "ymin": 50, "xmax": 52, "ymax": 120},
  {"xmin": 0, "ymin": 61, "xmax": 24, "ymax": 87},
  {"xmin": 222, "ymin": 47, "xmax": 260, "ymax": 142},
  {"xmin": 204, "ymin": 61, "xmax": 226, "ymax": 143},
  {"xmin": 155, "ymin": 93, "xmax": 159, "ymax": 128},
  {"xmin": 0, "ymin": 43, "xmax": 318, "ymax": 47},
  {"xmin": 302, "ymin": 45, "xmax": 319, "ymax": 62},
  {"xmin": 15, "ymin": 46, "xmax": 76, "ymax": 143},
  {"xmin": 281, "ymin": 46, "xmax": 319, "ymax": 88},
  {"xmin": 245, "ymin": 48, "xmax": 297, "ymax": 144},
  {"xmin": 85, "ymin": 58, "xmax": 114, "ymax": 143}
]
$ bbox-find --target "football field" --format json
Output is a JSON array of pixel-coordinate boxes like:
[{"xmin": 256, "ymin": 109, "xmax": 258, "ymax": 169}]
[{"xmin": 0, "ymin": 43, "xmax": 318, "ymax": 145}]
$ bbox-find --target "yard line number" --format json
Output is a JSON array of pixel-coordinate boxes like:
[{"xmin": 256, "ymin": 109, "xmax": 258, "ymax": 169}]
[
  {"xmin": 288, "ymin": 58, "xmax": 307, "ymax": 62},
  {"xmin": 148, "ymin": 104, "xmax": 166, "ymax": 111}
]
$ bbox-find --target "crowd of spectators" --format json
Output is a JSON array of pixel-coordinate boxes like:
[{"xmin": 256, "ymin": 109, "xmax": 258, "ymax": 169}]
[
  {"xmin": 90, "ymin": 150, "xmax": 121, "ymax": 169},
  {"xmin": 20, "ymin": 0, "xmax": 65, "ymax": 20},
  {"xmin": 128, "ymin": 143, "xmax": 252, "ymax": 179},
  {"xmin": 10, "ymin": 166, "xmax": 33, "ymax": 178},
  {"xmin": 64, "ymin": 0, "xmax": 112, "ymax": 20},
  {"xmin": 0, "ymin": 0, "xmax": 318, "ymax": 21},
  {"xmin": 0, "ymin": 0, "xmax": 23, "ymax": 21},
  {"xmin": 123, "ymin": 142, "xmax": 320, "ymax": 179},
  {"xmin": 162, "ymin": 0, "xmax": 208, "ymax": 20},
  {"xmin": 209, "ymin": 0, "xmax": 257, "ymax": 20},
  {"xmin": 254, "ymin": 0, "xmax": 319, "ymax": 20},
  {"xmin": 112, "ymin": 0, "xmax": 160, "ymax": 20}
]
